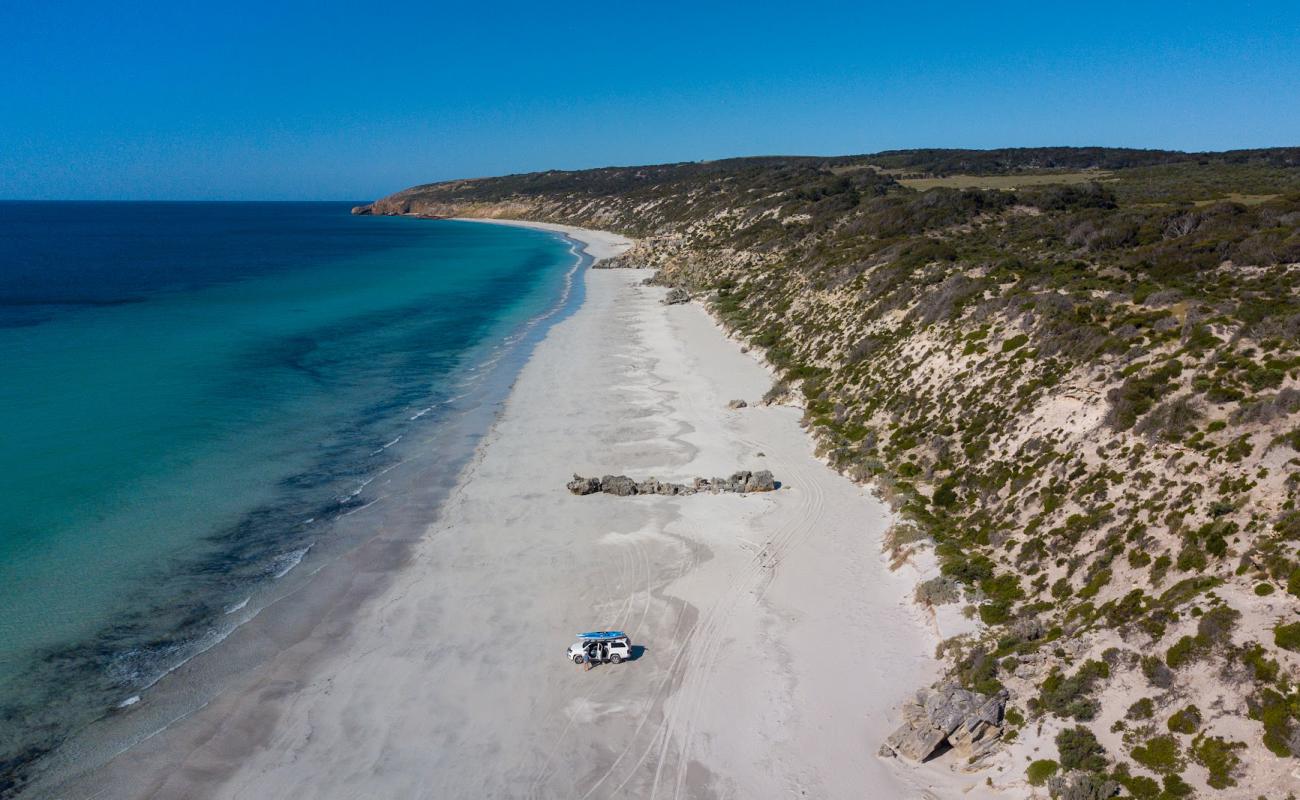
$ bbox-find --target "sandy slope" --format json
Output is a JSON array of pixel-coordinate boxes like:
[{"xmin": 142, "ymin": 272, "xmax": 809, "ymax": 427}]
[{"xmin": 80, "ymin": 222, "xmax": 1003, "ymax": 799}]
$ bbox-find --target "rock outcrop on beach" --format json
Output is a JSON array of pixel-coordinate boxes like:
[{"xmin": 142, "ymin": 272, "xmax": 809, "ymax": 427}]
[
  {"xmin": 567, "ymin": 470, "xmax": 775, "ymax": 497},
  {"xmin": 880, "ymin": 684, "xmax": 1008, "ymax": 765},
  {"xmin": 662, "ymin": 287, "xmax": 691, "ymax": 305}
]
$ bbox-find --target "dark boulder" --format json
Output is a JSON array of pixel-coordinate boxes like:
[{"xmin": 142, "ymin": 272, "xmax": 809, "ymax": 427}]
[
  {"xmin": 566, "ymin": 475, "xmax": 601, "ymax": 495},
  {"xmin": 662, "ymin": 287, "xmax": 691, "ymax": 305},
  {"xmin": 745, "ymin": 470, "xmax": 776, "ymax": 492},
  {"xmin": 600, "ymin": 475, "xmax": 638, "ymax": 496},
  {"xmin": 880, "ymin": 683, "xmax": 1008, "ymax": 764},
  {"xmin": 566, "ymin": 470, "xmax": 779, "ymax": 497}
]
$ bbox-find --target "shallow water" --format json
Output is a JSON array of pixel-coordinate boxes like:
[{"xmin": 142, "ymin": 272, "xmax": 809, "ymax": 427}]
[{"xmin": 0, "ymin": 203, "xmax": 580, "ymax": 791}]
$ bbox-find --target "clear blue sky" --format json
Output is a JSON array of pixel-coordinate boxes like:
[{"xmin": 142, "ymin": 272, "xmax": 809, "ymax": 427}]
[{"xmin": 2, "ymin": 1, "xmax": 1298, "ymax": 200}]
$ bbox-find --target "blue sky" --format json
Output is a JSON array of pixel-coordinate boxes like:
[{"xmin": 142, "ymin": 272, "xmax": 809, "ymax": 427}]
[{"xmin": 2, "ymin": 1, "xmax": 1298, "ymax": 199}]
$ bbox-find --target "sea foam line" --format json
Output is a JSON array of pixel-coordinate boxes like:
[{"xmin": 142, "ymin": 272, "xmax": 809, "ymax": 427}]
[
  {"xmin": 271, "ymin": 544, "xmax": 313, "ymax": 579},
  {"xmin": 370, "ymin": 435, "xmax": 402, "ymax": 455}
]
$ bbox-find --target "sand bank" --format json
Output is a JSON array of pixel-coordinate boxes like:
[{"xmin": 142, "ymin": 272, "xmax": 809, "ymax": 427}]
[{"xmin": 75, "ymin": 222, "xmax": 1002, "ymax": 799}]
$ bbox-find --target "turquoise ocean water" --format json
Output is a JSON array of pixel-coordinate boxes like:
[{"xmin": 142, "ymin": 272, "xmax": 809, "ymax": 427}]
[{"xmin": 0, "ymin": 203, "xmax": 582, "ymax": 793}]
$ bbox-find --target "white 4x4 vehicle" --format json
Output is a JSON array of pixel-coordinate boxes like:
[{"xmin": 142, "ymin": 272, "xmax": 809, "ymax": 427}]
[{"xmin": 568, "ymin": 631, "xmax": 631, "ymax": 665}]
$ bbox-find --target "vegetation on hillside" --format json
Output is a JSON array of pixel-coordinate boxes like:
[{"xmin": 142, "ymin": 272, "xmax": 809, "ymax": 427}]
[{"xmin": 362, "ymin": 146, "xmax": 1300, "ymax": 797}]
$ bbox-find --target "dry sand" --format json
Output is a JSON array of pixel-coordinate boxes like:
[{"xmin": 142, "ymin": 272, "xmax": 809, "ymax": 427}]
[{"xmin": 75, "ymin": 222, "xmax": 1003, "ymax": 799}]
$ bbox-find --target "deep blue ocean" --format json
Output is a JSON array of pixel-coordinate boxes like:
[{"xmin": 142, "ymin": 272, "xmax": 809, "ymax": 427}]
[{"xmin": 0, "ymin": 203, "xmax": 581, "ymax": 792}]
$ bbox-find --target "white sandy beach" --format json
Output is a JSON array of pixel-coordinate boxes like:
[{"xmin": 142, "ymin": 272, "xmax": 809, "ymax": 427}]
[{"xmin": 77, "ymin": 221, "xmax": 1001, "ymax": 799}]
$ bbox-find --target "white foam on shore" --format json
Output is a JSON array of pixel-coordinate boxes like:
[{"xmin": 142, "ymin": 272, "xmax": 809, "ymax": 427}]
[
  {"xmin": 224, "ymin": 597, "xmax": 250, "ymax": 615},
  {"xmin": 271, "ymin": 545, "xmax": 312, "ymax": 579},
  {"xmin": 117, "ymin": 695, "xmax": 140, "ymax": 709},
  {"xmin": 339, "ymin": 498, "xmax": 379, "ymax": 517},
  {"xmin": 371, "ymin": 435, "xmax": 402, "ymax": 455}
]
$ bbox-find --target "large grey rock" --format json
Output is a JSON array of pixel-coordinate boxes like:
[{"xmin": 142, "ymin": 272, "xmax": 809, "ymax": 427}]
[
  {"xmin": 745, "ymin": 470, "xmax": 776, "ymax": 492},
  {"xmin": 949, "ymin": 716, "xmax": 1003, "ymax": 762},
  {"xmin": 566, "ymin": 470, "xmax": 778, "ymax": 497},
  {"xmin": 600, "ymin": 475, "xmax": 638, "ymax": 496},
  {"xmin": 566, "ymin": 475, "xmax": 601, "ymax": 495},
  {"xmin": 884, "ymin": 721, "xmax": 948, "ymax": 762},
  {"xmin": 925, "ymin": 685, "xmax": 983, "ymax": 735},
  {"xmin": 726, "ymin": 471, "xmax": 752, "ymax": 492},
  {"xmin": 635, "ymin": 478, "xmax": 663, "ymax": 495},
  {"xmin": 879, "ymin": 684, "xmax": 1008, "ymax": 764},
  {"xmin": 662, "ymin": 287, "xmax": 691, "ymax": 305}
]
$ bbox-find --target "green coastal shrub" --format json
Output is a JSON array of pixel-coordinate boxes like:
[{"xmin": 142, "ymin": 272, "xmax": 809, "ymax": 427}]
[
  {"xmin": 915, "ymin": 575, "xmax": 962, "ymax": 606},
  {"xmin": 1191, "ymin": 734, "xmax": 1245, "ymax": 789},
  {"xmin": 1160, "ymin": 773, "xmax": 1194, "ymax": 798},
  {"xmin": 1141, "ymin": 655, "xmax": 1175, "ymax": 689},
  {"xmin": 1001, "ymin": 333, "xmax": 1029, "ymax": 353},
  {"xmin": 1242, "ymin": 643, "xmax": 1280, "ymax": 683},
  {"xmin": 1113, "ymin": 766, "xmax": 1160, "ymax": 800},
  {"xmin": 1056, "ymin": 725, "xmax": 1107, "ymax": 772},
  {"xmin": 956, "ymin": 646, "xmax": 1003, "ymax": 696},
  {"xmin": 1037, "ymin": 660, "xmax": 1109, "ymax": 720},
  {"xmin": 1249, "ymin": 687, "xmax": 1299, "ymax": 757},
  {"xmin": 1165, "ymin": 635, "xmax": 1198, "ymax": 669},
  {"xmin": 1166, "ymin": 705, "xmax": 1201, "ymax": 734},
  {"xmin": 1077, "ymin": 568, "xmax": 1111, "ymax": 599},
  {"xmin": 1048, "ymin": 771, "xmax": 1118, "ymax": 800},
  {"xmin": 1026, "ymin": 759, "xmax": 1058, "ymax": 786},
  {"xmin": 1131, "ymin": 734, "xmax": 1184, "ymax": 773},
  {"xmin": 1166, "ymin": 605, "xmax": 1241, "ymax": 668},
  {"xmin": 1274, "ymin": 621, "xmax": 1300, "ymax": 651},
  {"xmin": 1150, "ymin": 553, "xmax": 1172, "ymax": 584},
  {"xmin": 1126, "ymin": 698, "xmax": 1154, "ymax": 720}
]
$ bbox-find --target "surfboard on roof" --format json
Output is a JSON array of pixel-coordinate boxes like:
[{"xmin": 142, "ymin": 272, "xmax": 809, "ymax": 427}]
[{"xmin": 577, "ymin": 631, "xmax": 627, "ymax": 640}]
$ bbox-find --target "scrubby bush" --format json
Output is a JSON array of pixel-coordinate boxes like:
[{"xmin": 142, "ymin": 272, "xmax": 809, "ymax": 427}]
[
  {"xmin": 1160, "ymin": 773, "xmax": 1194, "ymax": 797},
  {"xmin": 1037, "ymin": 660, "xmax": 1110, "ymax": 720},
  {"xmin": 1047, "ymin": 770, "xmax": 1119, "ymax": 800},
  {"xmin": 1274, "ymin": 621, "xmax": 1300, "ymax": 651},
  {"xmin": 1001, "ymin": 333, "xmax": 1029, "ymax": 353},
  {"xmin": 1140, "ymin": 655, "xmax": 1175, "ymax": 689},
  {"xmin": 1056, "ymin": 725, "xmax": 1108, "ymax": 772},
  {"xmin": 1106, "ymin": 360, "xmax": 1184, "ymax": 430},
  {"xmin": 1248, "ymin": 687, "xmax": 1300, "ymax": 757},
  {"xmin": 1166, "ymin": 705, "xmax": 1201, "ymax": 734},
  {"xmin": 761, "ymin": 379, "xmax": 790, "ymax": 405},
  {"xmin": 1134, "ymin": 395, "xmax": 1202, "ymax": 441},
  {"xmin": 1165, "ymin": 635, "xmax": 1199, "ymax": 669},
  {"xmin": 1126, "ymin": 698, "xmax": 1155, "ymax": 720},
  {"xmin": 1191, "ymin": 734, "xmax": 1245, "ymax": 789},
  {"xmin": 915, "ymin": 575, "xmax": 962, "ymax": 606},
  {"xmin": 1026, "ymin": 758, "xmax": 1059, "ymax": 786},
  {"xmin": 1166, "ymin": 605, "xmax": 1241, "ymax": 668},
  {"xmin": 955, "ymin": 646, "xmax": 1003, "ymax": 696},
  {"xmin": 1112, "ymin": 765, "xmax": 1160, "ymax": 799},
  {"xmin": 1131, "ymin": 734, "xmax": 1184, "ymax": 773}
]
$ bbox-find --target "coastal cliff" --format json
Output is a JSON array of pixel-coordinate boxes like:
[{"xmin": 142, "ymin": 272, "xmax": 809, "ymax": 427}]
[{"xmin": 360, "ymin": 149, "xmax": 1300, "ymax": 796}]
